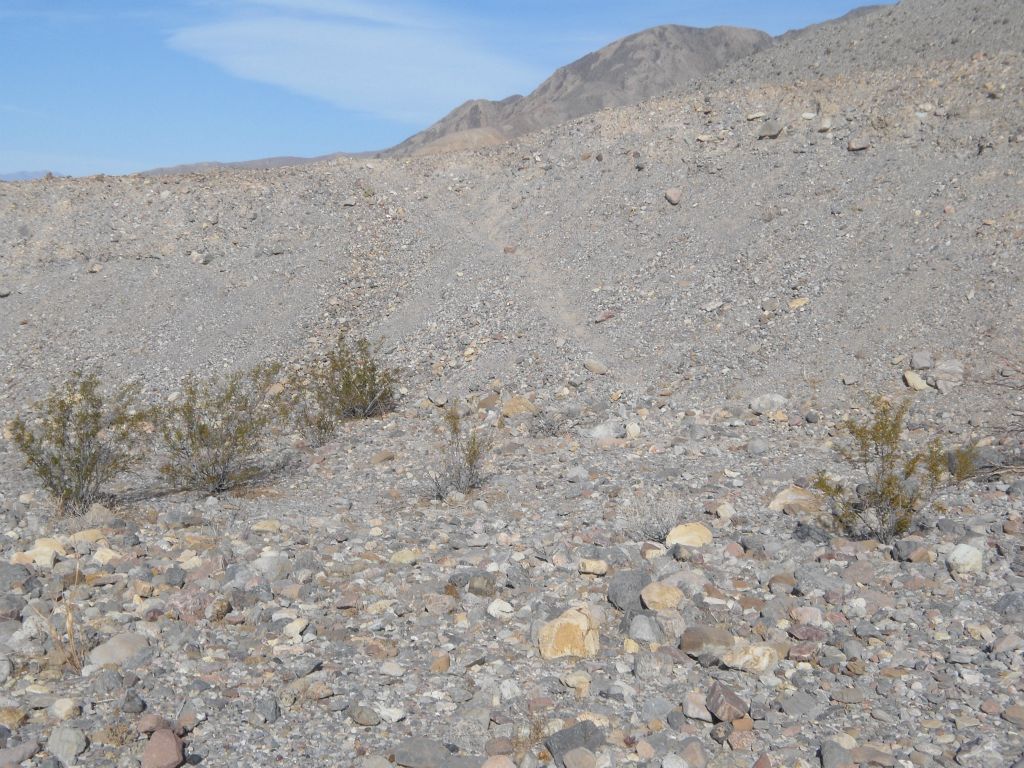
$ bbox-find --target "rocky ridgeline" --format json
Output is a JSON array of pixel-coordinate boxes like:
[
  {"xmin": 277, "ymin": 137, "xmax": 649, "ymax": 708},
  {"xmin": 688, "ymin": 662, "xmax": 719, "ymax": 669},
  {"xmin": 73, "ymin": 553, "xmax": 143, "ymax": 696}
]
[{"xmin": 0, "ymin": 379, "xmax": 1022, "ymax": 767}]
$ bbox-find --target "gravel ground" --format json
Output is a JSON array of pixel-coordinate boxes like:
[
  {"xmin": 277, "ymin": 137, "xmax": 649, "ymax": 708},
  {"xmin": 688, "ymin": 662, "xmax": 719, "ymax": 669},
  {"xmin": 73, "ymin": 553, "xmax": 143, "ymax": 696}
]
[{"xmin": 0, "ymin": 1, "xmax": 1023, "ymax": 767}]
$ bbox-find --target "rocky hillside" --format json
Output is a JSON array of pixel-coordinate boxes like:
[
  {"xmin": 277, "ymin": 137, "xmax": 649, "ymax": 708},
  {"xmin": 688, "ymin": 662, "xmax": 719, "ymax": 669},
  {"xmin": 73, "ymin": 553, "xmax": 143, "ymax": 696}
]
[
  {"xmin": 389, "ymin": 25, "xmax": 772, "ymax": 157},
  {"xmin": 0, "ymin": 1, "xmax": 1023, "ymax": 768}
]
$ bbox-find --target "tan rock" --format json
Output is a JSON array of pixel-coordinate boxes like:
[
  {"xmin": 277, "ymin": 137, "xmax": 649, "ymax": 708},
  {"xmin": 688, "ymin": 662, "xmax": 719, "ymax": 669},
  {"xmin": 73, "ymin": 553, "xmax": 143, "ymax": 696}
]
[
  {"xmin": 92, "ymin": 547, "xmax": 121, "ymax": 565},
  {"xmin": 665, "ymin": 522, "xmax": 712, "ymax": 548},
  {"xmin": 538, "ymin": 606, "xmax": 601, "ymax": 659},
  {"xmin": 579, "ymin": 559, "xmax": 608, "ymax": 576},
  {"xmin": 390, "ymin": 548, "xmax": 420, "ymax": 565},
  {"xmin": 251, "ymin": 519, "xmax": 282, "ymax": 533},
  {"xmin": 768, "ymin": 486, "xmax": 822, "ymax": 515},
  {"xmin": 501, "ymin": 395, "xmax": 539, "ymax": 417},
  {"xmin": 11, "ymin": 537, "xmax": 66, "ymax": 567},
  {"xmin": 640, "ymin": 582, "xmax": 684, "ymax": 611},
  {"xmin": 721, "ymin": 641, "xmax": 780, "ymax": 674},
  {"xmin": 429, "ymin": 650, "xmax": 451, "ymax": 674},
  {"xmin": 903, "ymin": 370, "xmax": 929, "ymax": 391},
  {"xmin": 69, "ymin": 528, "xmax": 105, "ymax": 544}
]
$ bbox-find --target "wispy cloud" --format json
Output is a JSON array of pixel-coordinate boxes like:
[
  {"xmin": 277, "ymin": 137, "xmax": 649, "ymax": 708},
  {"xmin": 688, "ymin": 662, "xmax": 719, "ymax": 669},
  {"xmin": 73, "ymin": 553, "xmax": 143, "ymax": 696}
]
[
  {"xmin": 0, "ymin": 102, "xmax": 45, "ymax": 118},
  {"xmin": 168, "ymin": 1, "xmax": 544, "ymax": 124}
]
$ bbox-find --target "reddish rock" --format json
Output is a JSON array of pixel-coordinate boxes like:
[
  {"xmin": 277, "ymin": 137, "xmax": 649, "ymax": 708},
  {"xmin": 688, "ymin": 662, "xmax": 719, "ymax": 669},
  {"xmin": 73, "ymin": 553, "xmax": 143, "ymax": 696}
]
[
  {"xmin": 137, "ymin": 714, "xmax": 173, "ymax": 734},
  {"xmin": 705, "ymin": 681, "xmax": 748, "ymax": 722},
  {"xmin": 142, "ymin": 729, "xmax": 184, "ymax": 768}
]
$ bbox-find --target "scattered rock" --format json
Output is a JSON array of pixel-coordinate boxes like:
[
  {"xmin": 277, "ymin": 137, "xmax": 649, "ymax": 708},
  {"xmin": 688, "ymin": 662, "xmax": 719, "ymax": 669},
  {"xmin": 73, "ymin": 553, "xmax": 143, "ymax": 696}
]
[
  {"xmin": 538, "ymin": 606, "xmax": 601, "ymax": 659},
  {"xmin": 141, "ymin": 729, "xmax": 185, "ymax": 768}
]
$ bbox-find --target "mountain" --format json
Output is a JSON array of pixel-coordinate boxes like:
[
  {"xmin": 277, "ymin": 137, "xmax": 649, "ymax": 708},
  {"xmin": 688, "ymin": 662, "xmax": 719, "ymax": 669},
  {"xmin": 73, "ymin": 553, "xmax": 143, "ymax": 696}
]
[
  {"xmin": 0, "ymin": 170, "xmax": 57, "ymax": 182},
  {"xmin": 388, "ymin": 24, "xmax": 772, "ymax": 156}
]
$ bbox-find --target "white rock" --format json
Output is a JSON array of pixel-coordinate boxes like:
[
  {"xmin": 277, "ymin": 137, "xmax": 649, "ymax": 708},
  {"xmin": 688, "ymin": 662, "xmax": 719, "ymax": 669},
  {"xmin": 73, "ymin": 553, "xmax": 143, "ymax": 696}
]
[
  {"xmin": 487, "ymin": 599, "xmax": 514, "ymax": 618},
  {"xmin": 750, "ymin": 393, "xmax": 787, "ymax": 415},
  {"xmin": 946, "ymin": 544, "xmax": 983, "ymax": 575}
]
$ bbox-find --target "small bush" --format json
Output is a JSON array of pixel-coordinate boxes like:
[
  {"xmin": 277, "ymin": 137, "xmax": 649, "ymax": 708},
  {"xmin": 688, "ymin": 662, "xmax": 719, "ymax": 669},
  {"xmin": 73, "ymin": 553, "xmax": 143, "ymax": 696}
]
[
  {"xmin": 157, "ymin": 363, "xmax": 287, "ymax": 494},
  {"xmin": 8, "ymin": 371, "xmax": 147, "ymax": 515},
  {"xmin": 814, "ymin": 396, "xmax": 947, "ymax": 542},
  {"xmin": 295, "ymin": 333, "xmax": 397, "ymax": 445},
  {"xmin": 619, "ymin": 492, "xmax": 681, "ymax": 542},
  {"xmin": 428, "ymin": 402, "xmax": 488, "ymax": 499}
]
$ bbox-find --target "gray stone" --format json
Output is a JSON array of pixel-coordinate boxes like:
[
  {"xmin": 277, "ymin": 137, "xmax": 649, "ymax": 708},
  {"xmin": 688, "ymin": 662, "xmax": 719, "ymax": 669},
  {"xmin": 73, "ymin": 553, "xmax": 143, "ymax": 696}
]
[
  {"xmin": 910, "ymin": 350, "xmax": 933, "ymax": 370},
  {"xmin": 545, "ymin": 721, "xmax": 605, "ymax": 768},
  {"xmin": 995, "ymin": 591, "xmax": 1024, "ymax": 617},
  {"xmin": 392, "ymin": 737, "xmax": 452, "ymax": 768},
  {"xmin": 746, "ymin": 438, "xmax": 770, "ymax": 456},
  {"xmin": 758, "ymin": 120, "xmax": 784, "ymax": 139},
  {"xmin": 750, "ymin": 393, "xmax": 786, "ymax": 415},
  {"xmin": 46, "ymin": 727, "xmax": 87, "ymax": 766},
  {"xmin": 820, "ymin": 739, "xmax": 854, "ymax": 768},
  {"xmin": 781, "ymin": 690, "xmax": 822, "ymax": 718},
  {"xmin": 607, "ymin": 570, "xmax": 649, "ymax": 612},
  {"xmin": 562, "ymin": 747, "xmax": 596, "ymax": 768},
  {"xmin": 0, "ymin": 563, "xmax": 32, "ymax": 593},
  {"xmin": 628, "ymin": 613, "xmax": 664, "ymax": 644},
  {"xmin": 121, "ymin": 690, "xmax": 146, "ymax": 714},
  {"xmin": 0, "ymin": 740, "xmax": 40, "ymax": 766},
  {"xmin": 955, "ymin": 738, "xmax": 1007, "ymax": 768},
  {"xmin": 349, "ymin": 705, "xmax": 380, "ymax": 726},
  {"xmin": 88, "ymin": 633, "xmax": 149, "ymax": 667},
  {"xmin": 255, "ymin": 695, "xmax": 280, "ymax": 724}
]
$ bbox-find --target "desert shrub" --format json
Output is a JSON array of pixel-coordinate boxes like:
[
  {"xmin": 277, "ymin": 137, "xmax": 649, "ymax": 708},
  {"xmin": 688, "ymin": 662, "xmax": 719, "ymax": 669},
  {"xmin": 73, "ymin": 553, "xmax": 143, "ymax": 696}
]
[
  {"xmin": 8, "ymin": 371, "xmax": 147, "ymax": 515},
  {"xmin": 619, "ymin": 492, "xmax": 681, "ymax": 542},
  {"xmin": 814, "ymin": 396, "xmax": 947, "ymax": 542},
  {"xmin": 157, "ymin": 363, "xmax": 288, "ymax": 494},
  {"xmin": 295, "ymin": 333, "xmax": 397, "ymax": 445},
  {"xmin": 428, "ymin": 402, "xmax": 488, "ymax": 499}
]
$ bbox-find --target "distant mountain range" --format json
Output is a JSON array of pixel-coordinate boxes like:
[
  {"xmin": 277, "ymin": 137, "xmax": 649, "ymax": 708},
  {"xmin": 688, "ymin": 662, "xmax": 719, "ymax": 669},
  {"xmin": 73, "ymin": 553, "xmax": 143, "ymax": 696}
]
[
  {"xmin": 0, "ymin": 171, "xmax": 58, "ymax": 182},
  {"xmin": 132, "ymin": 7, "xmax": 880, "ymax": 175},
  {"xmin": 387, "ymin": 24, "xmax": 771, "ymax": 157}
]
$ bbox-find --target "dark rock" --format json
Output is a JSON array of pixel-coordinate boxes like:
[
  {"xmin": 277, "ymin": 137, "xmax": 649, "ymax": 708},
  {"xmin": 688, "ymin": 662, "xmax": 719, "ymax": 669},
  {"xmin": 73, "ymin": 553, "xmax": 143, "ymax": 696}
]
[
  {"xmin": 607, "ymin": 570, "xmax": 650, "ymax": 612},
  {"xmin": 545, "ymin": 721, "xmax": 605, "ymax": 768},
  {"xmin": 392, "ymin": 737, "xmax": 454, "ymax": 768}
]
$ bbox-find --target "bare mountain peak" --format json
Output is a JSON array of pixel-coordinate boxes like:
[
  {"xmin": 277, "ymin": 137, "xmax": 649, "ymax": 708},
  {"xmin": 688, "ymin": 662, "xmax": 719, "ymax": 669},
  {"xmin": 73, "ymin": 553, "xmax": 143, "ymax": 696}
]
[{"xmin": 388, "ymin": 23, "xmax": 772, "ymax": 157}]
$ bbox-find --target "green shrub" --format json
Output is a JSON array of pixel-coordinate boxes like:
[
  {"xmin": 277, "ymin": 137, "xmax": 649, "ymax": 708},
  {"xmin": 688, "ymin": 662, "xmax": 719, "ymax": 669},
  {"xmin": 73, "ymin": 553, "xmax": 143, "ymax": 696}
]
[
  {"xmin": 157, "ymin": 363, "xmax": 287, "ymax": 494},
  {"xmin": 8, "ymin": 371, "xmax": 147, "ymax": 515},
  {"xmin": 428, "ymin": 402, "xmax": 488, "ymax": 500},
  {"xmin": 295, "ymin": 333, "xmax": 397, "ymax": 445},
  {"xmin": 814, "ymin": 396, "xmax": 947, "ymax": 542}
]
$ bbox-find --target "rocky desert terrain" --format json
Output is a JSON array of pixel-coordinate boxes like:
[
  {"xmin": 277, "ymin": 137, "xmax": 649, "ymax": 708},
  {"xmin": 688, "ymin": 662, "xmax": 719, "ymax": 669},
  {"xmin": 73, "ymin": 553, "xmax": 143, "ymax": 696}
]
[{"xmin": 0, "ymin": 1, "xmax": 1023, "ymax": 767}]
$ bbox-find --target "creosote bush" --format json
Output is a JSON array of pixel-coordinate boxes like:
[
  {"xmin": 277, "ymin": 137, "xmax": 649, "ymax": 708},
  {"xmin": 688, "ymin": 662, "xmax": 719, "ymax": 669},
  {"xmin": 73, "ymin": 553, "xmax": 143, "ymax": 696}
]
[
  {"xmin": 8, "ymin": 371, "xmax": 147, "ymax": 515},
  {"xmin": 814, "ymin": 396, "xmax": 947, "ymax": 542},
  {"xmin": 157, "ymin": 363, "xmax": 288, "ymax": 494},
  {"xmin": 295, "ymin": 332, "xmax": 396, "ymax": 445},
  {"xmin": 428, "ymin": 402, "xmax": 488, "ymax": 500}
]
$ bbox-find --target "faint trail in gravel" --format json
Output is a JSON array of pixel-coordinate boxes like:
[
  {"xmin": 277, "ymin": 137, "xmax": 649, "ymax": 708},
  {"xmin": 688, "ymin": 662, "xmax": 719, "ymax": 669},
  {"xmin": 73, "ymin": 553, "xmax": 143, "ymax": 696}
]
[{"xmin": 468, "ymin": 184, "xmax": 644, "ymax": 389}]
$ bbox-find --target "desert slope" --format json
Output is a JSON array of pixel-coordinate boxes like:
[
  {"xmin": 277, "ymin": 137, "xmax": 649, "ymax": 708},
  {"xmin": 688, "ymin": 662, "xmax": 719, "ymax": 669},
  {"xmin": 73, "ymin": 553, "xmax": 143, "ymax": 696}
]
[{"xmin": 0, "ymin": 1, "xmax": 1022, "ymax": 768}]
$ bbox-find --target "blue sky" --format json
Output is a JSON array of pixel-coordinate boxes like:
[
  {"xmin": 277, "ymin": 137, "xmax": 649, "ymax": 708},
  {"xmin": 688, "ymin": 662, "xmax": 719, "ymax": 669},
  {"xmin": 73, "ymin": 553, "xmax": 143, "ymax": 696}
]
[{"xmin": 1, "ymin": 1, "xmax": 874, "ymax": 176}]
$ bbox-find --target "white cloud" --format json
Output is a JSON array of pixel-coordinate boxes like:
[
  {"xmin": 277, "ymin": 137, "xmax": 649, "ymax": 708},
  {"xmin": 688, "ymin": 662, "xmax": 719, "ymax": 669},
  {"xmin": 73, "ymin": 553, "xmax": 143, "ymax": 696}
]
[{"xmin": 168, "ymin": 3, "xmax": 545, "ymax": 124}]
